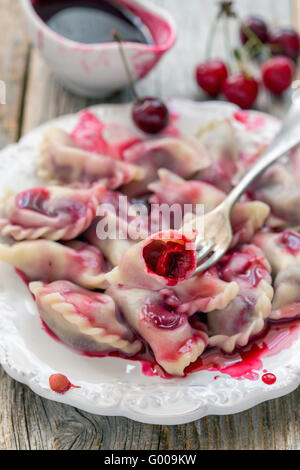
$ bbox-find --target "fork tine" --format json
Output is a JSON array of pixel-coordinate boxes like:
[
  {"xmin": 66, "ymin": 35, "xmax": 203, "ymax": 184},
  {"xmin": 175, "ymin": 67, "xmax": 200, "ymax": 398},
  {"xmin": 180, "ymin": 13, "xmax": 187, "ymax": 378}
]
[
  {"xmin": 194, "ymin": 248, "xmax": 224, "ymax": 276},
  {"xmin": 196, "ymin": 239, "xmax": 215, "ymax": 263}
]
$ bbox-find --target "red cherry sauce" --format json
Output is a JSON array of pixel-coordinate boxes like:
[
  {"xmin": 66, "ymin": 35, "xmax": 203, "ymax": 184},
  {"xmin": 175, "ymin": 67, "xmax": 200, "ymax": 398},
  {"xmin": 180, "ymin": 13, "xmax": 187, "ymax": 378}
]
[
  {"xmin": 16, "ymin": 187, "xmax": 86, "ymax": 222},
  {"xmin": 280, "ymin": 230, "xmax": 300, "ymax": 256},
  {"xmin": 220, "ymin": 249, "xmax": 269, "ymax": 288},
  {"xmin": 262, "ymin": 372, "xmax": 276, "ymax": 385},
  {"xmin": 162, "ymin": 318, "xmax": 300, "ymax": 382},
  {"xmin": 163, "ymin": 112, "xmax": 180, "ymax": 137},
  {"xmin": 16, "ymin": 188, "xmax": 50, "ymax": 214},
  {"xmin": 37, "ymin": 300, "xmax": 300, "ymax": 382},
  {"xmin": 15, "ymin": 269, "xmax": 30, "ymax": 286},
  {"xmin": 143, "ymin": 239, "xmax": 196, "ymax": 285},
  {"xmin": 241, "ymin": 261, "xmax": 268, "ymax": 288},
  {"xmin": 143, "ymin": 300, "xmax": 182, "ymax": 329},
  {"xmin": 49, "ymin": 373, "xmax": 80, "ymax": 394},
  {"xmin": 71, "ymin": 110, "xmax": 141, "ymax": 158},
  {"xmin": 233, "ymin": 110, "xmax": 265, "ymax": 131}
]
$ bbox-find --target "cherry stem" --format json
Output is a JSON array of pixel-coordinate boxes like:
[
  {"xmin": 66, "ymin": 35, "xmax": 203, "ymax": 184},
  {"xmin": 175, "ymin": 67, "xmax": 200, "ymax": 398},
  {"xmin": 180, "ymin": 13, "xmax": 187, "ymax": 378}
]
[
  {"xmin": 219, "ymin": 1, "xmax": 236, "ymax": 18},
  {"xmin": 240, "ymin": 22, "xmax": 272, "ymax": 60},
  {"xmin": 206, "ymin": 15, "xmax": 220, "ymax": 60},
  {"xmin": 111, "ymin": 29, "xmax": 140, "ymax": 103},
  {"xmin": 233, "ymin": 48, "xmax": 246, "ymax": 74},
  {"xmin": 205, "ymin": 1, "xmax": 235, "ymax": 67},
  {"xmin": 223, "ymin": 16, "xmax": 234, "ymax": 73}
]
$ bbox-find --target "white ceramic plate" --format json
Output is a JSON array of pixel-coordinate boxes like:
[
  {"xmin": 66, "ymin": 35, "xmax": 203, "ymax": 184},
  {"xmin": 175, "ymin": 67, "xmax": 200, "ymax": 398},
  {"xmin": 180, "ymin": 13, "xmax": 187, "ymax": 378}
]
[{"xmin": 1, "ymin": 99, "xmax": 300, "ymax": 425}]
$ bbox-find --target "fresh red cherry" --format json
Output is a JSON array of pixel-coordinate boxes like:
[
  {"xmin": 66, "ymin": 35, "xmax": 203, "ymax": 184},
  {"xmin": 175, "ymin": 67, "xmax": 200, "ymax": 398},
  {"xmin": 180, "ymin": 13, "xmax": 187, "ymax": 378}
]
[
  {"xmin": 132, "ymin": 97, "xmax": 170, "ymax": 134},
  {"xmin": 112, "ymin": 30, "xmax": 170, "ymax": 135},
  {"xmin": 222, "ymin": 73, "xmax": 259, "ymax": 109},
  {"xmin": 240, "ymin": 16, "xmax": 269, "ymax": 45},
  {"xmin": 195, "ymin": 59, "xmax": 228, "ymax": 97},
  {"xmin": 261, "ymin": 56, "xmax": 295, "ymax": 94},
  {"xmin": 269, "ymin": 27, "xmax": 300, "ymax": 61}
]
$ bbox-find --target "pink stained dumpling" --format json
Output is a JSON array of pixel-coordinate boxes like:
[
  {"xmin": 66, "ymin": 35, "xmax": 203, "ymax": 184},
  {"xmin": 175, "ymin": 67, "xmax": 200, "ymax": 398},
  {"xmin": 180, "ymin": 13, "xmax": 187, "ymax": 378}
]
[
  {"xmin": 195, "ymin": 119, "xmax": 239, "ymax": 192},
  {"xmin": 107, "ymin": 285, "xmax": 208, "ymax": 376},
  {"xmin": 84, "ymin": 191, "xmax": 150, "ymax": 267},
  {"xmin": 122, "ymin": 135, "xmax": 210, "ymax": 197},
  {"xmin": 30, "ymin": 280, "xmax": 142, "ymax": 356},
  {"xmin": 271, "ymin": 266, "xmax": 300, "ymax": 320},
  {"xmin": 0, "ymin": 239, "xmax": 109, "ymax": 289},
  {"xmin": 0, "ymin": 184, "xmax": 106, "ymax": 241},
  {"xmin": 149, "ymin": 169, "xmax": 225, "ymax": 212},
  {"xmin": 207, "ymin": 244, "xmax": 273, "ymax": 352},
  {"xmin": 173, "ymin": 266, "xmax": 239, "ymax": 316},
  {"xmin": 254, "ymin": 229, "xmax": 300, "ymax": 275},
  {"xmin": 254, "ymin": 229, "xmax": 300, "ymax": 321},
  {"xmin": 252, "ymin": 163, "xmax": 300, "ymax": 228},
  {"xmin": 39, "ymin": 127, "xmax": 145, "ymax": 189}
]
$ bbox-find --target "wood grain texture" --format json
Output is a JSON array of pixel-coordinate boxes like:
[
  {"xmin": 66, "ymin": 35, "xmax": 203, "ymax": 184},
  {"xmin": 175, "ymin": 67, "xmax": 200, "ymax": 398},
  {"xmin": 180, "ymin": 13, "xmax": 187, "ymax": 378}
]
[
  {"xmin": 1, "ymin": 0, "xmax": 300, "ymax": 450},
  {"xmin": 292, "ymin": 0, "xmax": 300, "ymax": 81},
  {"xmin": 0, "ymin": 0, "xmax": 30, "ymax": 146}
]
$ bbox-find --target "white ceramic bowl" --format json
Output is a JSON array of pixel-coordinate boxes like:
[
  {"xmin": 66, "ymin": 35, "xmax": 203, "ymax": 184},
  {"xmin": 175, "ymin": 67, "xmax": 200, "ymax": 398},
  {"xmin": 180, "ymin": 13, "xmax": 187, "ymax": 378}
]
[{"xmin": 20, "ymin": 0, "xmax": 176, "ymax": 98}]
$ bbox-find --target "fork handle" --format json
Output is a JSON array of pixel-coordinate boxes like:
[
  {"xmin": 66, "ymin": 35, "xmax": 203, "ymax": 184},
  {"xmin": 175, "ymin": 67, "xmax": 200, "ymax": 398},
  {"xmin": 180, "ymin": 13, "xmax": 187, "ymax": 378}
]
[{"xmin": 224, "ymin": 98, "xmax": 300, "ymax": 210}]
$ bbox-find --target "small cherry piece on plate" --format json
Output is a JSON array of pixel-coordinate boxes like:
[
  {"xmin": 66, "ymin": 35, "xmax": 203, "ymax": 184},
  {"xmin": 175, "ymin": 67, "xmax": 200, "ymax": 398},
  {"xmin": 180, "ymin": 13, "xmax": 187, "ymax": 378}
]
[
  {"xmin": 269, "ymin": 27, "xmax": 300, "ymax": 61},
  {"xmin": 240, "ymin": 16, "xmax": 269, "ymax": 45},
  {"xmin": 222, "ymin": 73, "xmax": 259, "ymax": 109},
  {"xmin": 261, "ymin": 56, "xmax": 295, "ymax": 94},
  {"xmin": 195, "ymin": 59, "xmax": 228, "ymax": 97},
  {"xmin": 112, "ymin": 30, "xmax": 170, "ymax": 134},
  {"xmin": 49, "ymin": 373, "xmax": 80, "ymax": 394}
]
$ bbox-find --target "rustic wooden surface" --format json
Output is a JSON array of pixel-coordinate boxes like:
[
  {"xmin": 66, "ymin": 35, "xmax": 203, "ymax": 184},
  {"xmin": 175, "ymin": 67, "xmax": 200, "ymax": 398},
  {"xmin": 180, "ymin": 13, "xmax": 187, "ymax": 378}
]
[{"xmin": 0, "ymin": 0, "xmax": 300, "ymax": 450}]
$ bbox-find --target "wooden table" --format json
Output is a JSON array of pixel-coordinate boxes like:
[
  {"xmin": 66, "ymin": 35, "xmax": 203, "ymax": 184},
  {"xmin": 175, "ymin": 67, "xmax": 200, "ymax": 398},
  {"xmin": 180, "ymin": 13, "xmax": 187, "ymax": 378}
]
[{"xmin": 1, "ymin": 0, "xmax": 300, "ymax": 450}]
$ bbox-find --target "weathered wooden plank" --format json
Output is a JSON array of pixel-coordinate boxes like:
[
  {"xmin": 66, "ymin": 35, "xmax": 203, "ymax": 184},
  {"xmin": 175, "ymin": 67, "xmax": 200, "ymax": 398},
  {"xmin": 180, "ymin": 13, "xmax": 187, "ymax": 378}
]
[
  {"xmin": 292, "ymin": 0, "xmax": 300, "ymax": 82},
  {"xmin": 0, "ymin": 0, "xmax": 30, "ymax": 146},
  {"xmin": 0, "ymin": 0, "xmax": 31, "ymax": 451},
  {"xmin": 1, "ymin": 0, "xmax": 300, "ymax": 451}
]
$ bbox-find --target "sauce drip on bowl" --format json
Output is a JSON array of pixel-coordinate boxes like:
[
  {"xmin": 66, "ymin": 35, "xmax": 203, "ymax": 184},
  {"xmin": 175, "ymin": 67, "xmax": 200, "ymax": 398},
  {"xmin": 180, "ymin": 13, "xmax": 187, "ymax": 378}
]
[{"xmin": 32, "ymin": 0, "xmax": 153, "ymax": 44}]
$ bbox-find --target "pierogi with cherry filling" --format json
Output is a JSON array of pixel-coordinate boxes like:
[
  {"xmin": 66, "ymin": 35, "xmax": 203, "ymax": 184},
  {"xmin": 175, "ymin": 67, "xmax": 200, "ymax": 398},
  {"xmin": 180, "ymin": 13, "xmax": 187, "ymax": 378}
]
[{"xmin": 2, "ymin": 107, "xmax": 299, "ymax": 377}]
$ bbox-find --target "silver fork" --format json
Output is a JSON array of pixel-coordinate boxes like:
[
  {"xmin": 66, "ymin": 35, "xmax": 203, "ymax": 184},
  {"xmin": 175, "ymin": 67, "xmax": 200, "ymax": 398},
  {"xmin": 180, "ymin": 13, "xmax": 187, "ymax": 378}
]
[{"xmin": 192, "ymin": 98, "xmax": 300, "ymax": 276}]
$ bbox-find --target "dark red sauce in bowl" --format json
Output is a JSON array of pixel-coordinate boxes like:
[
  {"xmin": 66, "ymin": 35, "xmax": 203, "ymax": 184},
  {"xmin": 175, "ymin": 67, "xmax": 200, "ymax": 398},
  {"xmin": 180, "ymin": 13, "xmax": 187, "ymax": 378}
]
[{"xmin": 31, "ymin": 0, "xmax": 152, "ymax": 44}]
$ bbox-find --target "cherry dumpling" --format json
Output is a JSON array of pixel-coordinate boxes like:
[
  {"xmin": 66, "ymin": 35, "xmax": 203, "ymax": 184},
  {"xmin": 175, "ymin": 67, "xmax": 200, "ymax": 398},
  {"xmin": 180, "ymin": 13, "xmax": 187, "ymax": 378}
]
[
  {"xmin": 0, "ymin": 240, "xmax": 109, "ymax": 289},
  {"xmin": 271, "ymin": 266, "xmax": 300, "ymax": 320},
  {"xmin": 254, "ymin": 229, "xmax": 300, "ymax": 275},
  {"xmin": 122, "ymin": 135, "xmax": 210, "ymax": 197},
  {"xmin": 0, "ymin": 185, "xmax": 106, "ymax": 241},
  {"xmin": 207, "ymin": 245, "xmax": 273, "ymax": 352},
  {"xmin": 107, "ymin": 285, "xmax": 208, "ymax": 376},
  {"xmin": 30, "ymin": 280, "xmax": 142, "ymax": 356},
  {"xmin": 39, "ymin": 127, "xmax": 144, "ymax": 189}
]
